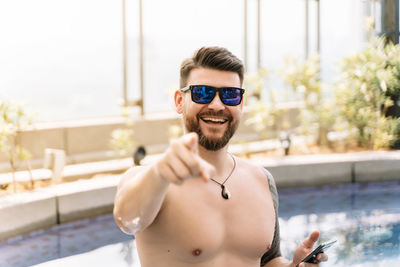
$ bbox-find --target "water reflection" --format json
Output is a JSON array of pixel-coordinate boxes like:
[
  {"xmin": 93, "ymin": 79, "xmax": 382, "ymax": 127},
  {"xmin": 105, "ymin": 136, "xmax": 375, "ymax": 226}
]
[
  {"xmin": 120, "ymin": 241, "xmax": 135, "ymax": 266},
  {"xmin": 278, "ymin": 182, "xmax": 400, "ymax": 267}
]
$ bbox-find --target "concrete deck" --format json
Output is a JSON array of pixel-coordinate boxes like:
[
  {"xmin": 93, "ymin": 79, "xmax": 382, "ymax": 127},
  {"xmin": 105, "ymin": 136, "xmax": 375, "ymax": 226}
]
[{"xmin": 1, "ymin": 150, "xmax": 400, "ymax": 241}]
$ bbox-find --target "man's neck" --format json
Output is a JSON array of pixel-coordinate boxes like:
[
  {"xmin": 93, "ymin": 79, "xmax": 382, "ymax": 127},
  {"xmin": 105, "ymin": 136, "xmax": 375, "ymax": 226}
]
[{"xmin": 198, "ymin": 145, "xmax": 233, "ymax": 180}]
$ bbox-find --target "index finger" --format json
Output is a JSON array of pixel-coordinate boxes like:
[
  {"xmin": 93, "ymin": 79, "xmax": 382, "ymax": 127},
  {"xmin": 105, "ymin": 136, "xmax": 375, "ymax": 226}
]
[
  {"xmin": 181, "ymin": 132, "xmax": 198, "ymax": 152},
  {"xmin": 196, "ymin": 155, "xmax": 216, "ymax": 182}
]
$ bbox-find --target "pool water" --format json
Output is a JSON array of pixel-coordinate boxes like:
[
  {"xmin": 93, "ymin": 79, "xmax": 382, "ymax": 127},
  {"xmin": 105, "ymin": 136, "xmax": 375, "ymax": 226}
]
[
  {"xmin": 278, "ymin": 182, "xmax": 400, "ymax": 266},
  {"xmin": 0, "ymin": 215, "xmax": 133, "ymax": 267},
  {"xmin": 1, "ymin": 182, "xmax": 399, "ymax": 267}
]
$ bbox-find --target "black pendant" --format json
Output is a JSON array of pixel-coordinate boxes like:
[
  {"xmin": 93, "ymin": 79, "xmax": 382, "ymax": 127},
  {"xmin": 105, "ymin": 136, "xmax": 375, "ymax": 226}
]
[{"xmin": 221, "ymin": 184, "xmax": 231, "ymax": 199}]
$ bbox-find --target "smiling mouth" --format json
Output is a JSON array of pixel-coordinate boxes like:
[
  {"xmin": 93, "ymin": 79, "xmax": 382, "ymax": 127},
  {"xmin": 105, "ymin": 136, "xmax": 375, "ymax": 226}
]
[{"xmin": 200, "ymin": 117, "xmax": 228, "ymax": 124}]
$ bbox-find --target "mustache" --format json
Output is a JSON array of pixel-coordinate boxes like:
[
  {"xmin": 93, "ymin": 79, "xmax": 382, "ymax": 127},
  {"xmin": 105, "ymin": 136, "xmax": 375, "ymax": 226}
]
[{"xmin": 197, "ymin": 110, "xmax": 233, "ymax": 122}]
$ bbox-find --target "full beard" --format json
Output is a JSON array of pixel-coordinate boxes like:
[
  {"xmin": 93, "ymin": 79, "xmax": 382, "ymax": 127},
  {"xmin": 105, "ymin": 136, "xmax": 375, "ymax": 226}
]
[{"xmin": 184, "ymin": 110, "xmax": 239, "ymax": 151}]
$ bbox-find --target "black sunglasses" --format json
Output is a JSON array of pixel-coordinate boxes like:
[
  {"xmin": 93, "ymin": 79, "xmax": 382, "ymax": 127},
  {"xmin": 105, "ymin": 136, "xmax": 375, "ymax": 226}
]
[{"xmin": 180, "ymin": 85, "xmax": 245, "ymax": 106}]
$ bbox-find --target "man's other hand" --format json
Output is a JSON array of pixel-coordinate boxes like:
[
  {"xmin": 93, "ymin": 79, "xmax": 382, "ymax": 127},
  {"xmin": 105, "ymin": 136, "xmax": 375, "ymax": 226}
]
[{"xmin": 291, "ymin": 230, "xmax": 329, "ymax": 267}]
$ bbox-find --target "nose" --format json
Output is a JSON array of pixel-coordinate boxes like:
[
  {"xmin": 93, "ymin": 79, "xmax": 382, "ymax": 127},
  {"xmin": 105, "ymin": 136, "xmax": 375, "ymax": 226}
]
[{"xmin": 207, "ymin": 92, "xmax": 225, "ymax": 111}]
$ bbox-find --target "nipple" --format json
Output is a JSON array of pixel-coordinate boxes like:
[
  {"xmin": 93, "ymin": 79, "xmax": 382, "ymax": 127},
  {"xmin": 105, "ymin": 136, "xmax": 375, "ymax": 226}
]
[{"xmin": 192, "ymin": 249, "xmax": 202, "ymax": 256}]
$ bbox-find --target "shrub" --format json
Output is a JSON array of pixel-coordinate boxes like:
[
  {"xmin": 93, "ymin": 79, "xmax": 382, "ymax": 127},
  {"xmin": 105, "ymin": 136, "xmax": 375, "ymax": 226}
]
[
  {"xmin": 282, "ymin": 54, "xmax": 336, "ymax": 146},
  {"xmin": 0, "ymin": 100, "xmax": 35, "ymax": 192},
  {"xmin": 110, "ymin": 107, "xmax": 135, "ymax": 156},
  {"xmin": 336, "ymin": 34, "xmax": 400, "ymax": 149},
  {"xmin": 245, "ymin": 67, "xmax": 290, "ymax": 139}
]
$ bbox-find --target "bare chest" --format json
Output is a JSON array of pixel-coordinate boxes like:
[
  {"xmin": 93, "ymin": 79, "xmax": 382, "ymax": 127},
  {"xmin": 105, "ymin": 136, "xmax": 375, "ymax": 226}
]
[{"xmin": 137, "ymin": 177, "xmax": 276, "ymax": 263}]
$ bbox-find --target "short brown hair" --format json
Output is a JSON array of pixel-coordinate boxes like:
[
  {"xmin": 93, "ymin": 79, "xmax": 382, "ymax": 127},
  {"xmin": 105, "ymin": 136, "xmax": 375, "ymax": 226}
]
[{"xmin": 179, "ymin": 46, "xmax": 244, "ymax": 88}]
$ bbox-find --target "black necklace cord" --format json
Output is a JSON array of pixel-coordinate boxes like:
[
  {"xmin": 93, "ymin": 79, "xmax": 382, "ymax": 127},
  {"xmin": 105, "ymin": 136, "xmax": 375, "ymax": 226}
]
[
  {"xmin": 210, "ymin": 153, "xmax": 236, "ymax": 200},
  {"xmin": 210, "ymin": 153, "xmax": 236, "ymax": 186}
]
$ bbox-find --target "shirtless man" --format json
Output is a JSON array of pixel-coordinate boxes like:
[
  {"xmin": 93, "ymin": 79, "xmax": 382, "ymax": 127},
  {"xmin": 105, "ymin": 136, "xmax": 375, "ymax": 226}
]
[{"xmin": 113, "ymin": 47, "xmax": 329, "ymax": 267}]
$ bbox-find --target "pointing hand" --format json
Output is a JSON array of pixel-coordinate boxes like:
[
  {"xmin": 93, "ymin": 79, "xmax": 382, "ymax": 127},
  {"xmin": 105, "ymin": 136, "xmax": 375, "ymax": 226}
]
[{"xmin": 154, "ymin": 133, "xmax": 216, "ymax": 184}]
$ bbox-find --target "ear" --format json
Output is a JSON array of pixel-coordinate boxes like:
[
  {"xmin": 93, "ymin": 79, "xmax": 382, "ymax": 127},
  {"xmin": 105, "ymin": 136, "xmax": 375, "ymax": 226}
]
[{"xmin": 174, "ymin": 90, "xmax": 184, "ymax": 114}]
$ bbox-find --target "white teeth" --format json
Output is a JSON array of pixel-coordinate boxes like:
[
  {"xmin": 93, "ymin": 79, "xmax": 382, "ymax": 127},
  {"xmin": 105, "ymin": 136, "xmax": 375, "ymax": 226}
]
[{"xmin": 202, "ymin": 117, "xmax": 226, "ymax": 123}]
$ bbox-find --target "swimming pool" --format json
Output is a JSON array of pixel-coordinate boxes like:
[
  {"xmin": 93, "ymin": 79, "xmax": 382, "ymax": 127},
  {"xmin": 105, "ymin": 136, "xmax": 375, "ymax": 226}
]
[
  {"xmin": 1, "ymin": 181, "xmax": 399, "ymax": 267},
  {"xmin": 278, "ymin": 182, "xmax": 400, "ymax": 266}
]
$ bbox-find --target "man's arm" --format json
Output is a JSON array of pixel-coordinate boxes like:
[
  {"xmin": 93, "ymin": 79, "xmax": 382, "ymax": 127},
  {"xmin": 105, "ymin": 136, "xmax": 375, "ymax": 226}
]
[
  {"xmin": 113, "ymin": 133, "xmax": 214, "ymax": 235},
  {"xmin": 263, "ymin": 231, "xmax": 328, "ymax": 267},
  {"xmin": 260, "ymin": 168, "xmax": 282, "ymax": 265},
  {"xmin": 113, "ymin": 164, "xmax": 170, "ymax": 235},
  {"xmin": 260, "ymin": 168, "xmax": 328, "ymax": 267},
  {"xmin": 262, "ymin": 257, "xmax": 292, "ymax": 267}
]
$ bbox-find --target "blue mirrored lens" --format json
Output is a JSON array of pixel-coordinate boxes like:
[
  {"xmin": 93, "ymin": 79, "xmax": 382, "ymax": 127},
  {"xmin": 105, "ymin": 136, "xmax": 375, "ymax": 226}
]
[
  {"xmin": 192, "ymin": 86, "xmax": 215, "ymax": 104},
  {"xmin": 220, "ymin": 88, "xmax": 242, "ymax": 106}
]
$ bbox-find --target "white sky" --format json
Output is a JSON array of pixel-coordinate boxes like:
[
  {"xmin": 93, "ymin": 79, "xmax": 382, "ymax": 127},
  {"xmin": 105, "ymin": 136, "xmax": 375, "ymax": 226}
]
[{"xmin": 0, "ymin": 0, "xmax": 369, "ymax": 121}]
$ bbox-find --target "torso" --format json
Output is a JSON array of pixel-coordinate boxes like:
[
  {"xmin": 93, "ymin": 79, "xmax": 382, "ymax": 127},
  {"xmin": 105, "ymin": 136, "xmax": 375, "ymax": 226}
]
[{"xmin": 135, "ymin": 157, "xmax": 276, "ymax": 267}]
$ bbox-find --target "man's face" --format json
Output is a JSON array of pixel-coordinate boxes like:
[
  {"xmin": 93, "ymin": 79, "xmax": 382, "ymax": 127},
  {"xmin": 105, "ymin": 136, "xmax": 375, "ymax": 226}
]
[{"xmin": 175, "ymin": 67, "xmax": 243, "ymax": 151}]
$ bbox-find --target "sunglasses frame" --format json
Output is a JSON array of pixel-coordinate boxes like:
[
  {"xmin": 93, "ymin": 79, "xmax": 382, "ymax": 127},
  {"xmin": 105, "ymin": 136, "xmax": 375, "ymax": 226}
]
[{"xmin": 180, "ymin": 85, "xmax": 245, "ymax": 106}]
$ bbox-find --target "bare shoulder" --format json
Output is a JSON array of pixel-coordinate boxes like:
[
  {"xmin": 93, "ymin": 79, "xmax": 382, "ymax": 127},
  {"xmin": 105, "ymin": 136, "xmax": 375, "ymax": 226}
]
[
  {"xmin": 117, "ymin": 165, "xmax": 149, "ymax": 190},
  {"xmin": 234, "ymin": 156, "xmax": 274, "ymax": 180},
  {"xmin": 235, "ymin": 156, "xmax": 278, "ymax": 195}
]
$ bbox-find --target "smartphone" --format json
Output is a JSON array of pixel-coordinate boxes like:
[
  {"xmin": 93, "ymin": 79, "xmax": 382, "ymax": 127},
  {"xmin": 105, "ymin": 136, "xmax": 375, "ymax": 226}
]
[{"xmin": 301, "ymin": 239, "xmax": 337, "ymax": 264}]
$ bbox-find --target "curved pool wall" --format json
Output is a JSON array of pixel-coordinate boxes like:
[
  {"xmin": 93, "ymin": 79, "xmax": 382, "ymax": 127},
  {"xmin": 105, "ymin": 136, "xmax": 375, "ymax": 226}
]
[
  {"xmin": 0, "ymin": 176, "xmax": 119, "ymax": 241},
  {"xmin": 1, "ymin": 151, "xmax": 400, "ymax": 242}
]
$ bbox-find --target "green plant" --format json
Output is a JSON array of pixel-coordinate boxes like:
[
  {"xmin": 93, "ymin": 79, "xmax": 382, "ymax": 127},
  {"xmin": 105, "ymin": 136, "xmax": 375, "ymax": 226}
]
[
  {"xmin": 282, "ymin": 54, "xmax": 336, "ymax": 146},
  {"xmin": 336, "ymin": 20, "xmax": 400, "ymax": 149},
  {"xmin": 246, "ymin": 90, "xmax": 290, "ymax": 139},
  {"xmin": 245, "ymin": 67, "xmax": 295, "ymax": 142},
  {"xmin": 110, "ymin": 128, "xmax": 135, "ymax": 156},
  {"xmin": 246, "ymin": 67, "xmax": 279, "ymax": 135},
  {"xmin": 109, "ymin": 107, "xmax": 135, "ymax": 156},
  {"xmin": 0, "ymin": 100, "xmax": 35, "ymax": 192},
  {"xmin": 244, "ymin": 67, "xmax": 269, "ymax": 101}
]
